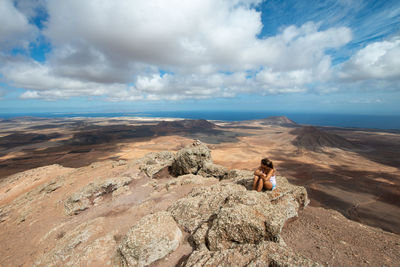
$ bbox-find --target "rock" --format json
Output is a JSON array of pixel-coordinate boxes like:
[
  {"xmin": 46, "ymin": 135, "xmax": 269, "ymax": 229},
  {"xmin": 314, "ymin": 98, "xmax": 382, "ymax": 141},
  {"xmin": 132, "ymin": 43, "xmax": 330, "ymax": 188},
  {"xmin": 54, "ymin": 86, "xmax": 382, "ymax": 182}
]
[
  {"xmin": 228, "ymin": 169, "xmax": 254, "ymax": 188},
  {"xmin": 115, "ymin": 211, "xmax": 182, "ymax": 267},
  {"xmin": 165, "ymin": 174, "xmax": 216, "ymax": 191},
  {"xmin": 64, "ymin": 176, "xmax": 133, "ymax": 215},
  {"xmin": 167, "ymin": 183, "xmax": 246, "ymax": 233},
  {"xmin": 34, "ymin": 217, "xmax": 116, "ymax": 267},
  {"xmin": 112, "ymin": 160, "xmax": 127, "ymax": 168},
  {"xmin": 206, "ymin": 190, "xmax": 288, "ymax": 250},
  {"xmin": 39, "ymin": 179, "xmax": 63, "ymax": 194},
  {"xmin": 264, "ymin": 175, "xmax": 310, "ymax": 209},
  {"xmin": 169, "ymin": 179, "xmax": 309, "ymax": 253},
  {"xmin": 184, "ymin": 241, "xmax": 321, "ymax": 267},
  {"xmin": 138, "ymin": 151, "xmax": 175, "ymax": 178},
  {"xmin": 189, "ymin": 222, "xmax": 209, "ymax": 250},
  {"xmin": 206, "ymin": 204, "xmax": 269, "ymax": 250},
  {"xmin": 197, "ymin": 162, "xmax": 229, "ymax": 180},
  {"xmin": 170, "ymin": 140, "xmax": 212, "ymax": 176}
]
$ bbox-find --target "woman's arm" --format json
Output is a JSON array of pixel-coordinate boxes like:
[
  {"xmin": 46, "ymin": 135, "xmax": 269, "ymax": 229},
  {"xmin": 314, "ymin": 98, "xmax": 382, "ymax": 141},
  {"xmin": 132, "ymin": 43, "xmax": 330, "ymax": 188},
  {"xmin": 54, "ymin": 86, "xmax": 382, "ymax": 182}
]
[
  {"xmin": 263, "ymin": 168, "xmax": 275, "ymax": 181},
  {"xmin": 254, "ymin": 167, "xmax": 264, "ymax": 176}
]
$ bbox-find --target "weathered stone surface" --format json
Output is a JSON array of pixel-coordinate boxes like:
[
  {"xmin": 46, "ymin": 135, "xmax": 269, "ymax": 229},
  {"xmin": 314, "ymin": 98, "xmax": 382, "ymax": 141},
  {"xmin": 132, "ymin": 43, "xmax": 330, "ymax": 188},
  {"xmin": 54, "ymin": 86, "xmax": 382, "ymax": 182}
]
[
  {"xmin": 165, "ymin": 174, "xmax": 217, "ymax": 191},
  {"xmin": 138, "ymin": 151, "xmax": 174, "ymax": 178},
  {"xmin": 115, "ymin": 211, "xmax": 182, "ymax": 267},
  {"xmin": 206, "ymin": 190, "xmax": 288, "ymax": 249},
  {"xmin": 34, "ymin": 217, "xmax": 116, "ymax": 267},
  {"xmin": 167, "ymin": 183, "xmax": 246, "ymax": 233},
  {"xmin": 264, "ymin": 175, "xmax": 310, "ymax": 209},
  {"xmin": 64, "ymin": 176, "xmax": 132, "ymax": 215},
  {"xmin": 197, "ymin": 162, "xmax": 229, "ymax": 180},
  {"xmin": 227, "ymin": 169, "xmax": 254, "ymax": 187},
  {"xmin": 169, "ymin": 178, "xmax": 309, "ymax": 253},
  {"xmin": 184, "ymin": 241, "xmax": 321, "ymax": 267},
  {"xmin": 170, "ymin": 140, "xmax": 212, "ymax": 176}
]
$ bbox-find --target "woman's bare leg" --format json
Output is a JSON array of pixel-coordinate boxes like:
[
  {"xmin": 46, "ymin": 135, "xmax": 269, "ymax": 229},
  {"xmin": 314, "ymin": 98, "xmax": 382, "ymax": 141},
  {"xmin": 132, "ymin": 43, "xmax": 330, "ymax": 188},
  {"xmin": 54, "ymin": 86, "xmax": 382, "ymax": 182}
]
[
  {"xmin": 263, "ymin": 180, "xmax": 273, "ymax": 190},
  {"xmin": 253, "ymin": 175, "xmax": 260, "ymax": 190},
  {"xmin": 256, "ymin": 178, "xmax": 264, "ymax": 192}
]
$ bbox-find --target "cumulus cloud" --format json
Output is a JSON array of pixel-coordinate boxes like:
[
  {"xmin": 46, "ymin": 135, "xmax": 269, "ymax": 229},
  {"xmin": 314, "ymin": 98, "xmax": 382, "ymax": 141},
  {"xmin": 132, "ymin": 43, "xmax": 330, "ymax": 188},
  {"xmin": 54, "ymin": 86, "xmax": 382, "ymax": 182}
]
[
  {"xmin": 339, "ymin": 37, "xmax": 400, "ymax": 81},
  {"xmin": 0, "ymin": 0, "xmax": 37, "ymax": 49},
  {"xmin": 1, "ymin": 0, "xmax": 354, "ymax": 101}
]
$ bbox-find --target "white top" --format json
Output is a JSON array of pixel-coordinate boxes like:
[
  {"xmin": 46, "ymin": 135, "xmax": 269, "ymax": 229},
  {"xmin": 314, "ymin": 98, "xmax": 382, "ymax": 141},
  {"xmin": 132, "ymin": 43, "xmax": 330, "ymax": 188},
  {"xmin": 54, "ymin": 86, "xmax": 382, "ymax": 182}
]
[{"xmin": 270, "ymin": 175, "xmax": 276, "ymax": 186}]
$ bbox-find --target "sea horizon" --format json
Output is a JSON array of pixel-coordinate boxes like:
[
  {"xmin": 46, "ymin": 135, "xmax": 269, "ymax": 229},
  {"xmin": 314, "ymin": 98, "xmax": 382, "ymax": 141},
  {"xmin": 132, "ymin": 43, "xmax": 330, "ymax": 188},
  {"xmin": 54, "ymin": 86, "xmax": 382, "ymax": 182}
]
[{"xmin": 1, "ymin": 110, "xmax": 399, "ymax": 131}]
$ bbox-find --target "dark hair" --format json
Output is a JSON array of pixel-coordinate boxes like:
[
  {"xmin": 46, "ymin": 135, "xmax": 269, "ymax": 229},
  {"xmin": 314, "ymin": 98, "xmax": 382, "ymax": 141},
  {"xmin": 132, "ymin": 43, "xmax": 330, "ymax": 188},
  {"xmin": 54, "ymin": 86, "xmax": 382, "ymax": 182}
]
[{"xmin": 261, "ymin": 158, "xmax": 274, "ymax": 169}]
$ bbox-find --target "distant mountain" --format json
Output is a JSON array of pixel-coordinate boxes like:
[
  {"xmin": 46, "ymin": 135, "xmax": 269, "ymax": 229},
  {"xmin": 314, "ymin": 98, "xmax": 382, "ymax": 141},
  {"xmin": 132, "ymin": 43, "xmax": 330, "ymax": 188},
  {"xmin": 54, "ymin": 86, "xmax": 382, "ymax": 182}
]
[
  {"xmin": 257, "ymin": 116, "xmax": 297, "ymax": 126},
  {"xmin": 291, "ymin": 126, "xmax": 357, "ymax": 151},
  {"xmin": 156, "ymin": 119, "xmax": 217, "ymax": 129}
]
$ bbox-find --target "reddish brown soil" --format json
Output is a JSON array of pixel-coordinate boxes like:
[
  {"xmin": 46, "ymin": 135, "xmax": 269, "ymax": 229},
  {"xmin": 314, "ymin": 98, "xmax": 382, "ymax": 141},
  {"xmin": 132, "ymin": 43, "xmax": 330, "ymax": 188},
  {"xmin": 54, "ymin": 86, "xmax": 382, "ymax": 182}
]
[{"xmin": 281, "ymin": 206, "xmax": 400, "ymax": 266}]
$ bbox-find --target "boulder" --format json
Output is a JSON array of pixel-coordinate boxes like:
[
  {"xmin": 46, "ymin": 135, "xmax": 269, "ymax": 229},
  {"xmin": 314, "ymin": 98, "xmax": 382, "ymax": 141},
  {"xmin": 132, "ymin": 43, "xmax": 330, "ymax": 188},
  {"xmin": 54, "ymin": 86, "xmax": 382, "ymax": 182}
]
[
  {"xmin": 64, "ymin": 176, "xmax": 132, "ymax": 215},
  {"xmin": 197, "ymin": 162, "xmax": 229, "ymax": 180},
  {"xmin": 184, "ymin": 241, "xmax": 321, "ymax": 267},
  {"xmin": 167, "ymin": 183, "xmax": 246, "ymax": 233},
  {"xmin": 169, "ymin": 179, "xmax": 309, "ymax": 254},
  {"xmin": 170, "ymin": 140, "xmax": 212, "ymax": 176},
  {"xmin": 138, "ymin": 151, "xmax": 174, "ymax": 178},
  {"xmin": 115, "ymin": 211, "xmax": 182, "ymax": 267}
]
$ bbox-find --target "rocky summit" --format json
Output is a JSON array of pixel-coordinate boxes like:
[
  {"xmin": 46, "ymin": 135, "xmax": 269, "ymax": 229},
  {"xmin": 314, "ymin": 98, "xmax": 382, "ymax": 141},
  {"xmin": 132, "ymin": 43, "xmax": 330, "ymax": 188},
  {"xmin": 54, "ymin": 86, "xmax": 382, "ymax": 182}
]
[
  {"xmin": 3, "ymin": 139, "xmax": 398, "ymax": 267},
  {"xmin": 0, "ymin": 140, "xmax": 314, "ymax": 266}
]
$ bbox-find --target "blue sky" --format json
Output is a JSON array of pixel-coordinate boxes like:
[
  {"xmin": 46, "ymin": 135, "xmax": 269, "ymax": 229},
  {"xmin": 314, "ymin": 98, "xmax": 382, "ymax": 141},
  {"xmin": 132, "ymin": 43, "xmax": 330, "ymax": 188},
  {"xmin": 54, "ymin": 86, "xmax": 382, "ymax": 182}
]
[{"xmin": 0, "ymin": 0, "xmax": 399, "ymax": 115}]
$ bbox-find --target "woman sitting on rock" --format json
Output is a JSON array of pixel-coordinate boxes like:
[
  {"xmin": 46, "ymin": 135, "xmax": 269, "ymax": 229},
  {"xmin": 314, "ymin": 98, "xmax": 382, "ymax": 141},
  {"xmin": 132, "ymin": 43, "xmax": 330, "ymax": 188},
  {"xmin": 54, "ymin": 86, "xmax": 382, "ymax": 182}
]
[{"xmin": 253, "ymin": 158, "xmax": 276, "ymax": 192}]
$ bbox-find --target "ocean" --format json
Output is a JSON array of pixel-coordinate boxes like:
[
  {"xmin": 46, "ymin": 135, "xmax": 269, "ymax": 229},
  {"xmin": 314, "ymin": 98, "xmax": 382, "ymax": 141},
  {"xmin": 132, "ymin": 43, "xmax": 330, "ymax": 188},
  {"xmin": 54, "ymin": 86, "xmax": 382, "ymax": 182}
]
[{"xmin": 0, "ymin": 111, "xmax": 399, "ymax": 130}]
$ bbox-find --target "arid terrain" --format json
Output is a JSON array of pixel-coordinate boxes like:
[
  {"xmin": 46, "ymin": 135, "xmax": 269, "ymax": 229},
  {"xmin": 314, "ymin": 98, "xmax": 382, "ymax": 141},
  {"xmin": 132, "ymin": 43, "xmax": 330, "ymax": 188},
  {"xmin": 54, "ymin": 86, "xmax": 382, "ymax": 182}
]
[{"xmin": 0, "ymin": 116, "xmax": 399, "ymax": 266}]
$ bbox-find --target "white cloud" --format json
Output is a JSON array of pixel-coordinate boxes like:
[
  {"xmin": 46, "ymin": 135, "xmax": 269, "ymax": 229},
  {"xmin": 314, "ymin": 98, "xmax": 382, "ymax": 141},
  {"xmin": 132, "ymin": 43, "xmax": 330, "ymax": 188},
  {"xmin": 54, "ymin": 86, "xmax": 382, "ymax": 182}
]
[
  {"xmin": 339, "ymin": 37, "xmax": 400, "ymax": 81},
  {"xmin": 0, "ymin": 0, "xmax": 37, "ymax": 49},
  {"xmin": 1, "ymin": 0, "xmax": 354, "ymax": 100}
]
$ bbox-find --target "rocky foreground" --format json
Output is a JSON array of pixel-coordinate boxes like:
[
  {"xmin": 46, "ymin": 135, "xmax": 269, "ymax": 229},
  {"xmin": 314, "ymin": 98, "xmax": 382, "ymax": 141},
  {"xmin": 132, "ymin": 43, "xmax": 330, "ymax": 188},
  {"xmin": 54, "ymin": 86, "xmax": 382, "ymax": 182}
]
[{"xmin": 0, "ymin": 140, "xmax": 399, "ymax": 266}]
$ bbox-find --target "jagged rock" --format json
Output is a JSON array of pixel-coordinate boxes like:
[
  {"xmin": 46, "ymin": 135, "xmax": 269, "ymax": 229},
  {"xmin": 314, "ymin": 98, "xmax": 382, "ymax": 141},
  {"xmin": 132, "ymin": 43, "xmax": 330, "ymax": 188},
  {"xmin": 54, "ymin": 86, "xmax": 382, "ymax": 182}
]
[
  {"xmin": 207, "ymin": 204, "xmax": 271, "ymax": 250},
  {"xmin": 189, "ymin": 222, "xmax": 209, "ymax": 250},
  {"xmin": 197, "ymin": 162, "xmax": 229, "ymax": 180},
  {"xmin": 34, "ymin": 217, "xmax": 116, "ymax": 267},
  {"xmin": 264, "ymin": 176, "xmax": 310, "ymax": 209},
  {"xmin": 228, "ymin": 169, "xmax": 254, "ymax": 187},
  {"xmin": 138, "ymin": 151, "xmax": 175, "ymax": 178},
  {"xmin": 170, "ymin": 140, "xmax": 212, "ymax": 176},
  {"xmin": 206, "ymin": 190, "xmax": 288, "ymax": 250},
  {"xmin": 115, "ymin": 211, "xmax": 182, "ymax": 267},
  {"xmin": 184, "ymin": 241, "xmax": 321, "ymax": 267},
  {"xmin": 169, "ymin": 179, "xmax": 309, "ymax": 253},
  {"xmin": 167, "ymin": 183, "xmax": 246, "ymax": 233},
  {"xmin": 64, "ymin": 176, "xmax": 133, "ymax": 215}
]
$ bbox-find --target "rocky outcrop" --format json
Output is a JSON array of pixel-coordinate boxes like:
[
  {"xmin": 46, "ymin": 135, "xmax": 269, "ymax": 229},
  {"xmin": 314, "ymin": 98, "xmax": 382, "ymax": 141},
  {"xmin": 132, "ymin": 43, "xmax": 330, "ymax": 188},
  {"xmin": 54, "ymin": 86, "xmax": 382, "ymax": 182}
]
[
  {"xmin": 165, "ymin": 174, "xmax": 218, "ymax": 191},
  {"xmin": 168, "ymin": 179, "xmax": 308, "ymax": 251},
  {"xmin": 64, "ymin": 176, "xmax": 133, "ymax": 215},
  {"xmin": 164, "ymin": 146, "xmax": 316, "ymax": 266},
  {"xmin": 169, "ymin": 140, "xmax": 231, "ymax": 180},
  {"xmin": 197, "ymin": 162, "xmax": 229, "ymax": 180},
  {"xmin": 115, "ymin": 211, "xmax": 182, "ymax": 267},
  {"xmin": 170, "ymin": 140, "xmax": 212, "ymax": 176},
  {"xmin": 138, "ymin": 151, "xmax": 174, "ymax": 178},
  {"xmin": 58, "ymin": 141, "xmax": 315, "ymax": 266},
  {"xmin": 184, "ymin": 241, "xmax": 321, "ymax": 266}
]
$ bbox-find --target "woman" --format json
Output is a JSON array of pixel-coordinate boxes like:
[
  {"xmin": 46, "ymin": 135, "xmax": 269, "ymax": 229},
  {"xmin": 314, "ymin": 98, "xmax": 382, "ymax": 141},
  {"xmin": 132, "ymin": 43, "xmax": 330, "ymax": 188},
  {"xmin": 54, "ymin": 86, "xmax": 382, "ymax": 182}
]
[{"xmin": 253, "ymin": 158, "xmax": 276, "ymax": 192}]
